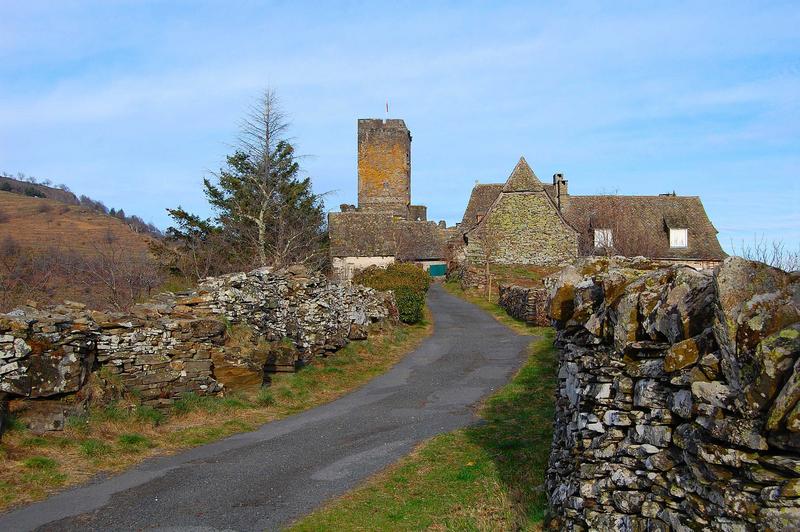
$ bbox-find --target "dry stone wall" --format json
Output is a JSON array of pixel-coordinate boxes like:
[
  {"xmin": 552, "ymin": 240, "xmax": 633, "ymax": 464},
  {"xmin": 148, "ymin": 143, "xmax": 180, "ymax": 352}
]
[
  {"xmin": 498, "ymin": 284, "xmax": 549, "ymax": 326},
  {"xmin": 0, "ymin": 266, "xmax": 396, "ymax": 433},
  {"xmin": 545, "ymin": 256, "xmax": 800, "ymax": 530}
]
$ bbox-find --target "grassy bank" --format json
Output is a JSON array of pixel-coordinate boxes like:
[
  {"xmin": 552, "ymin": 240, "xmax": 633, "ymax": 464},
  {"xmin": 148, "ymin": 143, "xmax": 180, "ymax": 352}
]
[
  {"xmin": 0, "ymin": 313, "xmax": 433, "ymax": 511},
  {"xmin": 290, "ymin": 287, "xmax": 557, "ymax": 531},
  {"xmin": 442, "ymin": 279, "xmax": 535, "ymax": 335}
]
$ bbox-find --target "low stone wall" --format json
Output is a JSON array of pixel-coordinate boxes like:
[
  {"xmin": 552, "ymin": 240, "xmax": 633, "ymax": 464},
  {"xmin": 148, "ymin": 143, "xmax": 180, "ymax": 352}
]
[
  {"xmin": 0, "ymin": 266, "xmax": 396, "ymax": 433},
  {"xmin": 545, "ymin": 256, "xmax": 800, "ymax": 530},
  {"xmin": 497, "ymin": 284, "xmax": 549, "ymax": 326}
]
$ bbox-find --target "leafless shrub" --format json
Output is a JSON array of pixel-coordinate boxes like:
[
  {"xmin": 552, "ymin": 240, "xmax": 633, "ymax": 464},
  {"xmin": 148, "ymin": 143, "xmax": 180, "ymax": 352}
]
[
  {"xmin": 152, "ymin": 230, "xmax": 245, "ymax": 282},
  {"xmin": 0, "ymin": 236, "xmax": 57, "ymax": 311},
  {"xmin": 730, "ymin": 235, "xmax": 800, "ymax": 272},
  {"xmin": 0, "ymin": 210, "xmax": 9, "ymax": 223},
  {"xmin": 36, "ymin": 203, "xmax": 52, "ymax": 214},
  {"xmin": 63, "ymin": 231, "xmax": 164, "ymax": 310}
]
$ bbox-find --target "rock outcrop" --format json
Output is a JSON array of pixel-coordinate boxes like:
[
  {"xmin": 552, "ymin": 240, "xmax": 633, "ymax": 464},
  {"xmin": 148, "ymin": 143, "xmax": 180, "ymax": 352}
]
[
  {"xmin": 0, "ymin": 266, "xmax": 396, "ymax": 434},
  {"xmin": 545, "ymin": 256, "xmax": 800, "ymax": 530}
]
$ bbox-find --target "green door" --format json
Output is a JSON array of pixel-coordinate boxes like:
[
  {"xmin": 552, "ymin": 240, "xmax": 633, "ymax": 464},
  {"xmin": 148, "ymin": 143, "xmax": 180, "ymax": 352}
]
[{"xmin": 428, "ymin": 264, "xmax": 447, "ymax": 277}]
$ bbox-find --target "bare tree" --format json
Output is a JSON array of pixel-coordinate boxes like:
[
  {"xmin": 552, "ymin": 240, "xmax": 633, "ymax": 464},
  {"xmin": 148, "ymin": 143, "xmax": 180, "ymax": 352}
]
[
  {"xmin": 65, "ymin": 231, "xmax": 163, "ymax": 310},
  {"xmin": 731, "ymin": 235, "xmax": 800, "ymax": 272},
  {"xmin": 169, "ymin": 88, "xmax": 328, "ymax": 273},
  {"xmin": 0, "ymin": 237, "xmax": 56, "ymax": 311}
]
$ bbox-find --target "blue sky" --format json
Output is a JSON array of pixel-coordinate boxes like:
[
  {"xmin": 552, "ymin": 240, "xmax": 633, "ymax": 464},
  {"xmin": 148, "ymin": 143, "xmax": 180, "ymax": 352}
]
[{"xmin": 1, "ymin": 1, "xmax": 798, "ymax": 252}]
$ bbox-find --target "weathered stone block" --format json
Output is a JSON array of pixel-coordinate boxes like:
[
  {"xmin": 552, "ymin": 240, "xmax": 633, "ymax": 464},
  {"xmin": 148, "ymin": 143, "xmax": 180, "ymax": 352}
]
[
  {"xmin": 545, "ymin": 257, "xmax": 800, "ymax": 529},
  {"xmin": 633, "ymin": 379, "xmax": 671, "ymax": 408}
]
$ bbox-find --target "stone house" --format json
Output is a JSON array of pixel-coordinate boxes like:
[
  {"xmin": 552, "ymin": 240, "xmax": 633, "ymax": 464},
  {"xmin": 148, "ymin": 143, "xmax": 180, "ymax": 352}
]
[
  {"xmin": 460, "ymin": 157, "xmax": 726, "ymax": 268},
  {"xmin": 329, "ymin": 119, "xmax": 453, "ymax": 281}
]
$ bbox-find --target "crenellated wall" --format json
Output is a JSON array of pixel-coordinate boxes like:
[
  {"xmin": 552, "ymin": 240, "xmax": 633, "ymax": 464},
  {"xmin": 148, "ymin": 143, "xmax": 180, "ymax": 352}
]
[
  {"xmin": 0, "ymin": 266, "xmax": 397, "ymax": 434},
  {"xmin": 545, "ymin": 256, "xmax": 800, "ymax": 530}
]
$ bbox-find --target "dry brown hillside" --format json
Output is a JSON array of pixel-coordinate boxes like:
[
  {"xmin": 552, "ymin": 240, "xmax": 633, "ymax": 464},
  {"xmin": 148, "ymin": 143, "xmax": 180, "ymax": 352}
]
[
  {"xmin": 0, "ymin": 191, "xmax": 163, "ymax": 312},
  {"xmin": 0, "ymin": 175, "xmax": 79, "ymax": 205},
  {"xmin": 0, "ymin": 191, "xmax": 154, "ymax": 256}
]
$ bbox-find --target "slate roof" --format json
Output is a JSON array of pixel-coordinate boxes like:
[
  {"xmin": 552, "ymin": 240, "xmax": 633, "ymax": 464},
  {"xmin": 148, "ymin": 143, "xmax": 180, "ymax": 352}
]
[
  {"xmin": 457, "ymin": 156, "xmax": 726, "ymax": 262},
  {"xmin": 395, "ymin": 221, "xmax": 447, "ymax": 261},
  {"xmin": 562, "ymin": 195, "xmax": 726, "ymax": 261},
  {"xmin": 460, "ymin": 184, "xmax": 503, "ymax": 232},
  {"xmin": 328, "ymin": 212, "xmax": 396, "ymax": 257},
  {"xmin": 328, "ymin": 212, "xmax": 448, "ymax": 260},
  {"xmin": 503, "ymin": 157, "xmax": 543, "ymax": 192},
  {"xmin": 461, "ymin": 158, "xmax": 561, "ymax": 233}
]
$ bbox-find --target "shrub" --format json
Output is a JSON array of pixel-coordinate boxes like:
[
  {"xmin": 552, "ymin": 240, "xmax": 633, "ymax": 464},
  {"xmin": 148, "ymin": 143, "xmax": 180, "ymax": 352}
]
[
  {"xmin": 23, "ymin": 186, "xmax": 44, "ymax": 198},
  {"xmin": 394, "ymin": 286, "xmax": 424, "ymax": 324},
  {"xmin": 353, "ymin": 263, "xmax": 431, "ymax": 324},
  {"xmin": 353, "ymin": 263, "xmax": 431, "ymax": 294}
]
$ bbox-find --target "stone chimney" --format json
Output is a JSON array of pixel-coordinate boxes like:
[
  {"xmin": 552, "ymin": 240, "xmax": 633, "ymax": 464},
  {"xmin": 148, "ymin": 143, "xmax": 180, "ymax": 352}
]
[{"xmin": 553, "ymin": 173, "xmax": 568, "ymax": 211}]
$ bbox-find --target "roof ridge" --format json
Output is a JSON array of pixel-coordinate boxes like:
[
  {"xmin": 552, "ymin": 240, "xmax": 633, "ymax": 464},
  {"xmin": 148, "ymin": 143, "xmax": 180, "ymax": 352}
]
[{"xmin": 503, "ymin": 156, "xmax": 543, "ymax": 192}]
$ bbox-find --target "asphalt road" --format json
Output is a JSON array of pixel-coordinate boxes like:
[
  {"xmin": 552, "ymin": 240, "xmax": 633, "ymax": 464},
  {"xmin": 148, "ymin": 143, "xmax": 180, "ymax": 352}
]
[{"xmin": 1, "ymin": 283, "xmax": 533, "ymax": 532}]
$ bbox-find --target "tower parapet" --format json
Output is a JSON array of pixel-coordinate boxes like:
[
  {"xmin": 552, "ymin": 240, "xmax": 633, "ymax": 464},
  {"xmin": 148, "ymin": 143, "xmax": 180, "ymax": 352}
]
[{"xmin": 357, "ymin": 118, "xmax": 411, "ymax": 217}]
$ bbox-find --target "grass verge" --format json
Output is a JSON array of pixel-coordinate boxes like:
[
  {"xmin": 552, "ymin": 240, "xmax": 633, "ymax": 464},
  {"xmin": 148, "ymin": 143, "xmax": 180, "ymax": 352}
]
[
  {"xmin": 442, "ymin": 279, "xmax": 536, "ymax": 335},
  {"xmin": 289, "ymin": 328, "xmax": 557, "ymax": 531},
  {"xmin": 0, "ymin": 311, "xmax": 433, "ymax": 512}
]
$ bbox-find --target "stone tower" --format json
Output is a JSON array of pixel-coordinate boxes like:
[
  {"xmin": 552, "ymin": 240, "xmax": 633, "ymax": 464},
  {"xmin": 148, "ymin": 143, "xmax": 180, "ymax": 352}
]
[{"xmin": 357, "ymin": 119, "xmax": 411, "ymax": 217}]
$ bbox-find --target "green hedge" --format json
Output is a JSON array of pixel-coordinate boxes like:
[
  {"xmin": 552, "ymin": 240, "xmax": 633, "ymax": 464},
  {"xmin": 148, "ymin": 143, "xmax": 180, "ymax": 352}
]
[{"xmin": 353, "ymin": 263, "xmax": 431, "ymax": 324}]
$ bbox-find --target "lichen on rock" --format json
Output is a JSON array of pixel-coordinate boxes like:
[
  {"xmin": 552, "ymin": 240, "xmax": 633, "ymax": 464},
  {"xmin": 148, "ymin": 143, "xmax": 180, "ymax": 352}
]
[{"xmin": 546, "ymin": 256, "xmax": 800, "ymax": 530}]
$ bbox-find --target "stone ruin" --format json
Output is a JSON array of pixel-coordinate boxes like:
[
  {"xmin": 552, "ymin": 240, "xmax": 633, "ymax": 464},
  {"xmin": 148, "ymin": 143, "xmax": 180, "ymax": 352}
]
[
  {"xmin": 545, "ymin": 256, "xmax": 799, "ymax": 530},
  {"xmin": 0, "ymin": 266, "xmax": 397, "ymax": 435}
]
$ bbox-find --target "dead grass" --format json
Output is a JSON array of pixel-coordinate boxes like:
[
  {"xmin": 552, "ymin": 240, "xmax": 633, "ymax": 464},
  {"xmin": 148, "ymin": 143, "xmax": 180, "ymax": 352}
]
[
  {"xmin": 0, "ymin": 191, "xmax": 153, "ymax": 257},
  {"xmin": 0, "ymin": 311, "xmax": 433, "ymax": 512}
]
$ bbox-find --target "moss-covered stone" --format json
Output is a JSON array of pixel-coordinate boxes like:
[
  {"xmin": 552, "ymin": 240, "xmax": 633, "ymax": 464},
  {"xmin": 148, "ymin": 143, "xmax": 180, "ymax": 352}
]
[{"xmin": 744, "ymin": 324, "xmax": 800, "ymax": 416}]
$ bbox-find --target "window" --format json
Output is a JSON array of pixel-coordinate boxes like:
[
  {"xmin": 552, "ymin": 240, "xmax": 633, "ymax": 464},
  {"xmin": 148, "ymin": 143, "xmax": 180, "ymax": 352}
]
[
  {"xmin": 476, "ymin": 214, "xmax": 484, "ymax": 223},
  {"xmin": 670, "ymin": 228, "xmax": 688, "ymax": 248},
  {"xmin": 594, "ymin": 228, "xmax": 613, "ymax": 248}
]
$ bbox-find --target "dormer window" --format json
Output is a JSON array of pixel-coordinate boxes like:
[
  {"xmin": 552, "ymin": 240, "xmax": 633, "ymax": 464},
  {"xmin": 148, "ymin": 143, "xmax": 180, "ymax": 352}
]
[
  {"xmin": 670, "ymin": 228, "xmax": 688, "ymax": 248},
  {"xmin": 594, "ymin": 228, "xmax": 613, "ymax": 248}
]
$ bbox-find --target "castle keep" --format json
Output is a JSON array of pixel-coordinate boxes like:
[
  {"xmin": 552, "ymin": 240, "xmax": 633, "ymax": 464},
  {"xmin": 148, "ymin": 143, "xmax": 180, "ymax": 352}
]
[
  {"xmin": 357, "ymin": 119, "xmax": 412, "ymax": 217},
  {"xmin": 330, "ymin": 119, "xmax": 725, "ymax": 281},
  {"xmin": 329, "ymin": 119, "xmax": 452, "ymax": 281}
]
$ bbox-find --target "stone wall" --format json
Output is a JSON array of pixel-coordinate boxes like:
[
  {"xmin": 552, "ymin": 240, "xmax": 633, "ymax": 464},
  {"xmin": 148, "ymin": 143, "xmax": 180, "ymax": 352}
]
[
  {"xmin": 0, "ymin": 266, "xmax": 396, "ymax": 433},
  {"xmin": 545, "ymin": 256, "xmax": 800, "ymax": 530},
  {"xmin": 497, "ymin": 284, "xmax": 549, "ymax": 326},
  {"xmin": 465, "ymin": 192, "xmax": 578, "ymax": 266}
]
